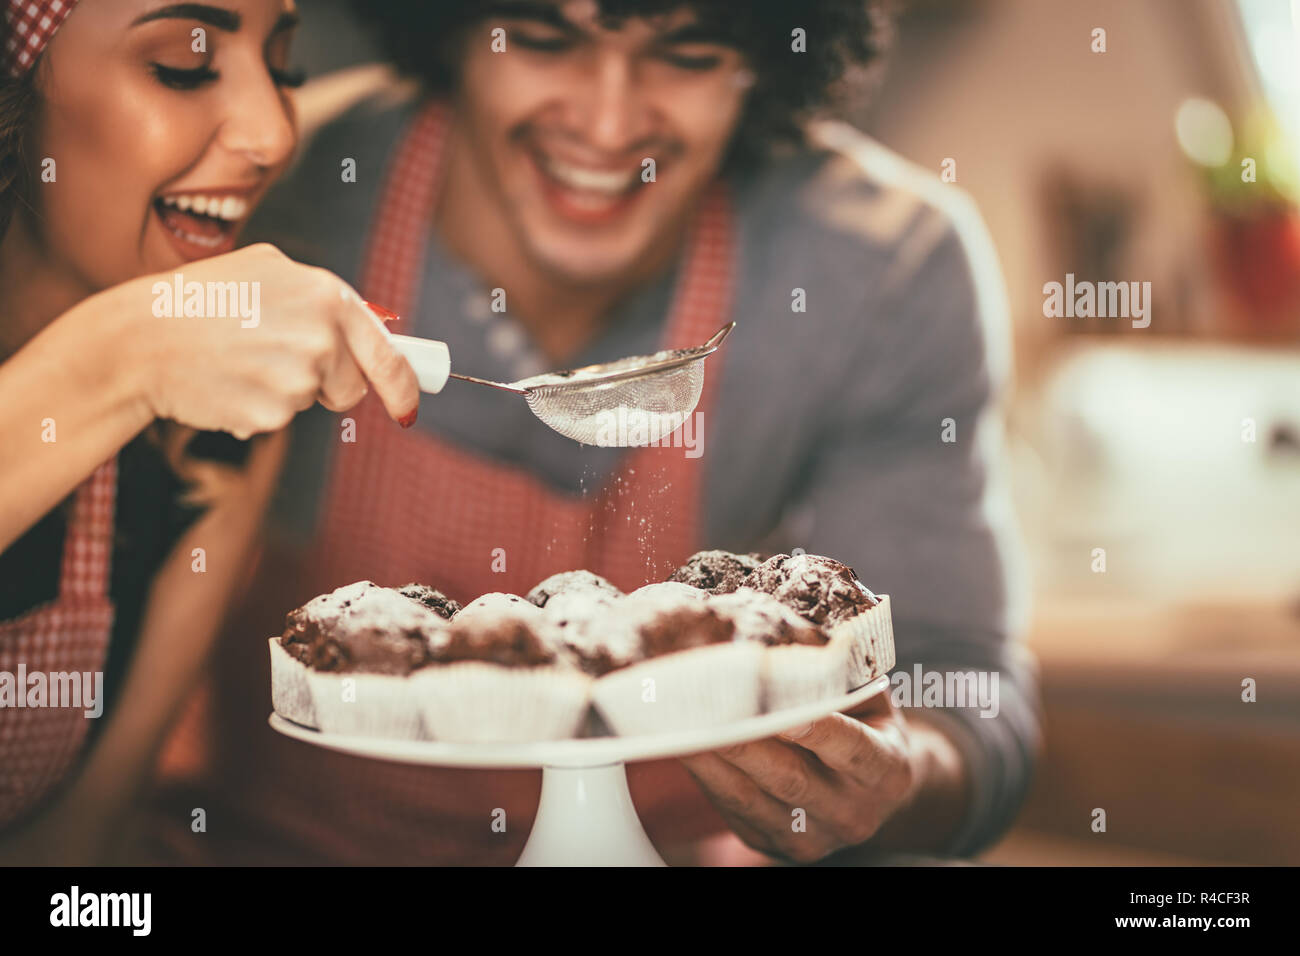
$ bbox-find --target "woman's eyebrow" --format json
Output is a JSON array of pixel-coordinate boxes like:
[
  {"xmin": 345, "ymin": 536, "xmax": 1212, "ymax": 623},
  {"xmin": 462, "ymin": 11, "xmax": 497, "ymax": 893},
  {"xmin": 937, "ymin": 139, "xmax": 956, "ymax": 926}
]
[
  {"xmin": 131, "ymin": 3, "xmax": 243, "ymax": 32},
  {"xmin": 271, "ymin": 10, "xmax": 300, "ymax": 36}
]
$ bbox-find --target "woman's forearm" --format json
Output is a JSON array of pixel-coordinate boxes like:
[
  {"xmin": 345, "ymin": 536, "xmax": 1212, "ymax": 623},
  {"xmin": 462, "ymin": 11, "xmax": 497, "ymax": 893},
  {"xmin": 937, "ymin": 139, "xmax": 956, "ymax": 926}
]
[
  {"xmin": 0, "ymin": 285, "xmax": 153, "ymax": 550},
  {"xmin": 0, "ymin": 431, "xmax": 287, "ymax": 865}
]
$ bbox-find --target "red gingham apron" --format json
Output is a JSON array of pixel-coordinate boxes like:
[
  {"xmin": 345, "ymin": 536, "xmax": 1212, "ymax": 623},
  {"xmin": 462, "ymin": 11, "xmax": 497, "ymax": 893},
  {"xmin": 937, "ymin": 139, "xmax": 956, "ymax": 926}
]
[
  {"xmin": 0, "ymin": 458, "xmax": 116, "ymax": 827},
  {"xmin": 171, "ymin": 100, "xmax": 736, "ymax": 864},
  {"xmin": 321, "ymin": 100, "xmax": 732, "ymax": 592}
]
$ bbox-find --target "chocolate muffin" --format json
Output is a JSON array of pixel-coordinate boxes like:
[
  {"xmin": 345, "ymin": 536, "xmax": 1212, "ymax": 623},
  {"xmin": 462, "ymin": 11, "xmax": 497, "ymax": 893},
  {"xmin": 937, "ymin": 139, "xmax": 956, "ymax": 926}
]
[
  {"xmin": 434, "ymin": 616, "xmax": 559, "ymax": 668},
  {"xmin": 541, "ymin": 589, "xmax": 636, "ymax": 677},
  {"xmin": 413, "ymin": 593, "xmax": 592, "ymax": 744},
  {"xmin": 397, "ymin": 582, "xmax": 462, "ymax": 620},
  {"xmin": 667, "ymin": 550, "xmax": 762, "ymax": 595},
  {"xmin": 747, "ymin": 553, "xmax": 879, "ymax": 627},
  {"xmin": 628, "ymin": 581, "xmax": 706, "ymax": 603},
  {"xmin": 279, "ymin": 580, "xmax": 447, "ymax": 676},
  {"xmin": 526, "ymin": 570, "xmax": 623, "ymax": 608},
  {"xmin": 634, "ymin": 604, "xmax": 736, "ymax": 658},
  {"xmin": 708, "ymin": 588, "xmax": 830, "ymax": 647},
  {"xmin": 589, "ymin": 590, "xmax": 760, "ymax": 736}
]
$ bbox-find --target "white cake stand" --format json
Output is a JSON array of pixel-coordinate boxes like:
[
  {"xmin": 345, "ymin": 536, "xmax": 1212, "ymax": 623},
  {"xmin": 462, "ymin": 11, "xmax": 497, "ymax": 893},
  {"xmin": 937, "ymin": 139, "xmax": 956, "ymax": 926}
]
[{"xmin": 269, "ymin": 673, "xmax": 891, "ymax": 866}]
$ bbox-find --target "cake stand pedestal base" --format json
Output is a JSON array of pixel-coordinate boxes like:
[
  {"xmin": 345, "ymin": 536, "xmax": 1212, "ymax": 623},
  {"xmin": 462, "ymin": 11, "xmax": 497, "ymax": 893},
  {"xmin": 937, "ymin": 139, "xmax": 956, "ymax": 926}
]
[{"xmin": 516, "ymin": 762, "xmax": 665, "ymax": 867}]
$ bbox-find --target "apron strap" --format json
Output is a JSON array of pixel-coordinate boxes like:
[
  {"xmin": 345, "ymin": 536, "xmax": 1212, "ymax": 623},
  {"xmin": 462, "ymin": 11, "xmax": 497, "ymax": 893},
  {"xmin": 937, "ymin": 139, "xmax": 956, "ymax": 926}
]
[
  {"xmin": 358, "ymin": 99, "xmax": 452, "ymax": 327},
  {"xmin": 58, "ymin": 458, "xmax": 117, "ymax": 601}
]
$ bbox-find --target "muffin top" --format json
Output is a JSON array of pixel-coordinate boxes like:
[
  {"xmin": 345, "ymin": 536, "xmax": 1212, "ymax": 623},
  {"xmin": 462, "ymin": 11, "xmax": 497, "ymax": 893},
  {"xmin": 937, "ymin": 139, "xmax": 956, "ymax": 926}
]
[
  {"xmin": 633, "ymin": 604, "xmax": 736, "ymax": 659},
  {"xmin": 455, "ymin": 592, "xmax": 538, "ymax": 622},
  {"xmin": 397, "ymin": 582, "xmax": 462, "ymax": 620},
  {"xmin": 526, "ymin": 570, "xmax": 623, "ymax": 608},
  {"xmin": 628, "ymin": 581, "xmax": 706, "ymax": 603},
  {"xmin": 708, "ymin": 587, "xmax": 830, "ymax": 647},
  {"xmin": 431, "ymin": 593, "xmax": 560, "ymax": 667},
  {"xmin": 434, "ymin": 618, "xmax": 559, "ymax": 667},
  {"xmin": 615, "ymin": 589, "xmax": 737, "ymax": 660},
  {"xmin": 747, "ymin": 553, "xmax": 879, "ymax": 627},
  {"xmin": 667, "ymin": 550, "xmax": 762, "ymax": 595},
  {"xmin": 280, "ymin": 580, "xmax": 448, "ymax": 675},
  {"xmin": 540, "ymin": 588, "xmax": 634, "ymax": 676}
]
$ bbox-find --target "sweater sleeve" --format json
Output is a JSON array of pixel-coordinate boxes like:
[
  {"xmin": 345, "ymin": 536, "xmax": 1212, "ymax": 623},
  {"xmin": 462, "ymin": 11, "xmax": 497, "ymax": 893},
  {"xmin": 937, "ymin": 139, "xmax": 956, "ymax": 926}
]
[{"xmin": 794, "ymin": 197, "xmax": 1042, "ymax": 855}]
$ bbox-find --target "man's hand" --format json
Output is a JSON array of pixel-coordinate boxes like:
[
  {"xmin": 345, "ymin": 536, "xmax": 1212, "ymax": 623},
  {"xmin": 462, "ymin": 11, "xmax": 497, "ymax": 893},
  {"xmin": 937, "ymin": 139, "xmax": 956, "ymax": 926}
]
[{"xmin": 679, "ymin": 694, "xmax": 970, "ymax": 863}]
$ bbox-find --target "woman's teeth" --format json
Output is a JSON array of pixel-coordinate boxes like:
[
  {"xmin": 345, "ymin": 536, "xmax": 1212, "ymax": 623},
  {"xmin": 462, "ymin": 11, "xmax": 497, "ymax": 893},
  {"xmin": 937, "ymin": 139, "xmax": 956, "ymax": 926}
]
[
  {"xmin": 158, "ymin": 193, "xmax": 249, "ymax": 222},
  {"xmin": 540, "ymin": 155, "xmax": 639, "ymax": 196}
]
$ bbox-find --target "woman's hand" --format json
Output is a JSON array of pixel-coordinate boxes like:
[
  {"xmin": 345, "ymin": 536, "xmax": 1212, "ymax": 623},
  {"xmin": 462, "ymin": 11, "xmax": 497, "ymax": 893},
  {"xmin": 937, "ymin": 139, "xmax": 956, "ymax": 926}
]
[
  {"xmin": 113, "ymin": 242, "xmax": 419, "ymax": 438},
  {"xmin": 679, "ymin": 694, "xmax": 970, "ymax": 863}
]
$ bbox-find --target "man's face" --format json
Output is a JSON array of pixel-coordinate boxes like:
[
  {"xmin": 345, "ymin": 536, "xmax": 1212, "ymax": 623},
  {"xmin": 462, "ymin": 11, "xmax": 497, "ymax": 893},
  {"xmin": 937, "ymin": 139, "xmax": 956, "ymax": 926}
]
[{"xmin": 455, "ymin": 1, "xmax": 751, "ymax": 284}]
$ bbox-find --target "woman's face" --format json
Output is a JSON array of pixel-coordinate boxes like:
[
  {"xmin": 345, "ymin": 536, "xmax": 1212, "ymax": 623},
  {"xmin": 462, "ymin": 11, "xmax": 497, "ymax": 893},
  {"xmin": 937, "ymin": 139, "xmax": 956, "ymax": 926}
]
[{"xmin": 26, "ymin": 0, "xmax": 299, "ymax": 291}]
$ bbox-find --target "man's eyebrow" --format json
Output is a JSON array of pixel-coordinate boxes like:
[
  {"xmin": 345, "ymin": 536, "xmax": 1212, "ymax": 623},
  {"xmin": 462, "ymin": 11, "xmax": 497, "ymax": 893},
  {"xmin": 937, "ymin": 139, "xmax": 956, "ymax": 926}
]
[
  {"xmin": 657, "ymin": 23, "xmax": 740, "ymax": 47},
  {"xmin": 482, "ymin": 1, "xmax": 575, "ymax": 30},
  {"xmin": 131, "ymin": 3, "xmax": 242, "ymax": 32}
]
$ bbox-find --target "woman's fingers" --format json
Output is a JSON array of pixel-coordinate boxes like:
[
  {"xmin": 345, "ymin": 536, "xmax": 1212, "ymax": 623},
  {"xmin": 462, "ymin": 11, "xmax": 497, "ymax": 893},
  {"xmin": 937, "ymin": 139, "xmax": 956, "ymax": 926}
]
[
  {"xmin": 331, "ymin": 282, "xmax": 420, "ymax": 423},
  {"xmin": 317, "ymin": 338, "xmax": 369, "ymax": 412}
]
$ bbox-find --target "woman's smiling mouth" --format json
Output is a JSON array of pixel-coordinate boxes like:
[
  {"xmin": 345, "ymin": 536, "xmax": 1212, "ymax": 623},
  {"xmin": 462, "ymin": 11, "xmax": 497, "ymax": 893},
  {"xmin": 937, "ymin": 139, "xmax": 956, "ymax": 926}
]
[{"xmin": 152, "ymin": 189, "xmax": 251, "ymax": 260}]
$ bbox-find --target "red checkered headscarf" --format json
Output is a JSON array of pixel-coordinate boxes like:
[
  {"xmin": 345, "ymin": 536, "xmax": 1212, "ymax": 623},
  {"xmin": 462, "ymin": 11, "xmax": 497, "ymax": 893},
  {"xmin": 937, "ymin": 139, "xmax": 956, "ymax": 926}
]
[{"xmin": 3, "ymin": 0, "xmax": 78, "ymax": 78}]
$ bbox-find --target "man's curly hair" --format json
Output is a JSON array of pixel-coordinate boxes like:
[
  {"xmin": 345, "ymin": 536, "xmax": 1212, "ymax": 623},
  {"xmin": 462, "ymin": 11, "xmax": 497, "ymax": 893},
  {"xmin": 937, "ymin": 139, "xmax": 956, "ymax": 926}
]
[{"xmin": 351, "ymin": 0, "xmax": 891, "ymax": 169}]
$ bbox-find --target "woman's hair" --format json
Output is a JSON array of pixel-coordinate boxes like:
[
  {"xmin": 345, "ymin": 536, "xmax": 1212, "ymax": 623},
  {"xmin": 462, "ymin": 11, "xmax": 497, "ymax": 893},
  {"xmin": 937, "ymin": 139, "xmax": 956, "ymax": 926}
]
[
  {"xmin": 0, "ymin": 20, "xmax": 242, "ymax": 500},
  {"xmin": 0, "ymin": 56, "xmax": 37, "ymax": 241},
  {"xmin": 351, "ymin": 0, "xmax": 891, "ymax": 170}
]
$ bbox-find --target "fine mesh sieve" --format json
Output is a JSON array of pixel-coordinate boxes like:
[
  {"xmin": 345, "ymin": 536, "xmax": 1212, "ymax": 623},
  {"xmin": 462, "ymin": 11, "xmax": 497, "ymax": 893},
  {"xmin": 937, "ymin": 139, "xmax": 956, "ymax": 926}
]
[
  {"xmin": 386, "ymin": 316, "xmax": 735, "ymax": 447},
  {"xmin": 458, "ymin": 322, "xmax": 734, "ymax": 446}
]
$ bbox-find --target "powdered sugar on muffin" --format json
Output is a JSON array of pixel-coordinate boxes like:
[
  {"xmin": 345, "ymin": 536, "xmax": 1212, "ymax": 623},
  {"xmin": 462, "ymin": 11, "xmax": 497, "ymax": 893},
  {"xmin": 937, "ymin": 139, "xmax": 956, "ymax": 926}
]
[
  {"xmin": 667, "ymin": 550, "xmax": 762, "ymax": 595},
  {"xmin": 747, "ymin": 553, "xmax": 879, "ymax": 627},
  {"xmin": 526, "ymin": 570, "xmax": 623, "ymax": 608},
  {"xmin": 628, "ymin": 581, "xmax": 706, "ymax": 603},
  {"xmin": 280, "ymin": 580, "xmax": 448, "ymax": 675},
  {"xmin": 397, "ymin": 583, "xmax": 462, "ymax": 619},
  {"xmin": 708, "ymin": 587, "xmax": 830, "ymax": 647}
]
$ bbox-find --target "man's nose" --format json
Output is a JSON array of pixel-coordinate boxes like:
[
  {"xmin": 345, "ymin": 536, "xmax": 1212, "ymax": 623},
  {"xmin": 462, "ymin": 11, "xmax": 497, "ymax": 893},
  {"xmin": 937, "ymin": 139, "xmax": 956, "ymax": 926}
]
[
  {"xmin": 216, "ymin": 67, "xmax": 297, "ymax": 170},
  {"xmin": 576, "ymin": 52, "xmax": 649, "ymax": 154}
]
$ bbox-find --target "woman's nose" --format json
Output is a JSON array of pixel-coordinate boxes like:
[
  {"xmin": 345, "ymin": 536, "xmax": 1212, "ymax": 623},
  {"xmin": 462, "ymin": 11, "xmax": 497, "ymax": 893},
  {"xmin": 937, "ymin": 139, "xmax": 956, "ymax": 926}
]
[{"xmin": 216, "ymin": 66, "xmax": 297, "ymax": 169}]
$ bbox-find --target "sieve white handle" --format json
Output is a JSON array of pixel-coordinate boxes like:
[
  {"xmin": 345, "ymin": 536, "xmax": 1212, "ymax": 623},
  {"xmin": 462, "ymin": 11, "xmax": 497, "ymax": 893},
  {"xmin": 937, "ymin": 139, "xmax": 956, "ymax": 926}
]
[{"xmin": 391, "ymin": 334, "xmax": 451, "ymax": 394}]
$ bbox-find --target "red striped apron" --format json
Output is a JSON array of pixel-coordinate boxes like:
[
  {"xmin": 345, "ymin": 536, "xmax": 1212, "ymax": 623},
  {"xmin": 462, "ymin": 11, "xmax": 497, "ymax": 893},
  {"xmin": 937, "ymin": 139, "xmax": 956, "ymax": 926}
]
[
  {"xmin": 169, "ymin": 100, "xmax": 735, "ymax": 865},
  {"xmin": 0, "ymin": 459, "xmax": 116, "ymax": 827}
]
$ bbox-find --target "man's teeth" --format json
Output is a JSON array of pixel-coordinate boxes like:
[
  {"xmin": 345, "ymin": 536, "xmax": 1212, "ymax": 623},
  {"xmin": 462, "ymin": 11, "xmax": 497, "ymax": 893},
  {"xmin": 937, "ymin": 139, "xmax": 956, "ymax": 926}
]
[
  {"xmin": 159, "ymin": 193, "xmax": 249, "ymax": 222},
  {"xmin": 541, "ymin": 156, "xmax": 638, "ymax": 195}
]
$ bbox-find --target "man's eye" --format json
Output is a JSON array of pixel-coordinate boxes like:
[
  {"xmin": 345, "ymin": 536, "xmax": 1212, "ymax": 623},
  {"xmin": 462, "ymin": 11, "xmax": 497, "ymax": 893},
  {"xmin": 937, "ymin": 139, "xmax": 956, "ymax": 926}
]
[
  {"xmin": 150, "ymin": 63, "xmax": 218, "ymax": 90},
  {"xmin": 659, "ymin": 50, "xmax": 723, "ymax": 71},
  {"xmin": 512, "ymin": 30, "xmax": 574, "ymax": 53}
]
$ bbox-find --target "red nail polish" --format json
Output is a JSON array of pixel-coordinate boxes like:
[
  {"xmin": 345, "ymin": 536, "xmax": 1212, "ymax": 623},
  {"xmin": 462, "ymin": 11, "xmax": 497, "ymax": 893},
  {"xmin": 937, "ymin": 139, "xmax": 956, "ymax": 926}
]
[
  {"xmin": 398, "ymin": 408, "xmax": 418, "ymax": 429},
  {"xmin": 365, "ymin": 301, "xmax": 401, "ymax": 323}
]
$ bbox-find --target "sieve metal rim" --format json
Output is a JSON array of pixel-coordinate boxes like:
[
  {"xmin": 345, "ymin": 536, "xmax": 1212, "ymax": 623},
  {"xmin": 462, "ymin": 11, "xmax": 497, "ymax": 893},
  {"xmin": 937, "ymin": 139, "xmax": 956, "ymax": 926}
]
[
  {"xmin": 520, "ymin": 321, "xmax": 733, "ymax": 394},
  {"xmin": 446, "ymin": 321, "xmax": 735, "ymax": 397}
]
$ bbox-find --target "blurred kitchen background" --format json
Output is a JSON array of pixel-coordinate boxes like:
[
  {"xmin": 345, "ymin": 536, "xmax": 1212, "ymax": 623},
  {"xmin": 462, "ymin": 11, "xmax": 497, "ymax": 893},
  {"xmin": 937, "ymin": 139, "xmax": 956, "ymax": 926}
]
[{"xmin": 293, "ymin": 0, "xmax": 1300, "ymax": 865}]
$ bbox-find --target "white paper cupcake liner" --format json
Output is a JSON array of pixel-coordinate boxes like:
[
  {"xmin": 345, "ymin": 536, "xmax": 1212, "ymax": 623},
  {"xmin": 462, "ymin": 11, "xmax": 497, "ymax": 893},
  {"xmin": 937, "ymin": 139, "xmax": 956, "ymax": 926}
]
[
  {"xmin": 305, "ymin": 670, "xmax": 425, "ymax": 740},
  {"xmin": 592, "ymin": 642, "xmax": 763, "ymax": 737},
  {"xmin": 762, "ymin": 642, "xmax": 850, "ymax": 712},
  {"xmin": 412, "ymin": 663, "xmax": 592, "ymax": 743},
  {"xmin": 829, "ymin": 594, "xmax": 896, "ymax": 689},
  {"xmin": 268, "ymin": 638, "xmax": 317, "ymax": 729}
]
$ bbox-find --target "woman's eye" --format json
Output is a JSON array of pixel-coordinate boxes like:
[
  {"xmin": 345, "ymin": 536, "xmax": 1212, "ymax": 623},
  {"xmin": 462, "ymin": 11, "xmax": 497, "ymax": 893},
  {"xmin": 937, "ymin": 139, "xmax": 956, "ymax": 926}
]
[
  {"xmin": 150, "ymin": 63, "xmax": 218, "ymax": 90},
  {"xmin": 270, "ymin": 66, "xmax": 307, "ymax": 89}
]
